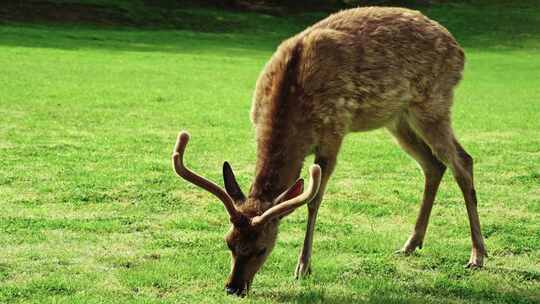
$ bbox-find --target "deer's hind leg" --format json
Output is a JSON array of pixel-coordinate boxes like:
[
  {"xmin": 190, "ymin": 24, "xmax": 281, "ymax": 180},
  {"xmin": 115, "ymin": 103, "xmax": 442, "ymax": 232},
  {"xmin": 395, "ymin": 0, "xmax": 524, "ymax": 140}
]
[
  {"xmin": 408, "ymin": 95, "xmax": 487, "ymax": 268},
  {"xmin": 387, "ymin": 116, "xmax": 447, "ymax": 254}
]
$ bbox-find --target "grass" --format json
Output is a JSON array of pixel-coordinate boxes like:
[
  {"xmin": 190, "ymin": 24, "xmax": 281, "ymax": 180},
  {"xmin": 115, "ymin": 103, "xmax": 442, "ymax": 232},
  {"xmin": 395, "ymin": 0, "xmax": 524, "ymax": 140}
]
[{"xmin": 1, "ymin": 2, "xmax": 539, "ymax": 303}]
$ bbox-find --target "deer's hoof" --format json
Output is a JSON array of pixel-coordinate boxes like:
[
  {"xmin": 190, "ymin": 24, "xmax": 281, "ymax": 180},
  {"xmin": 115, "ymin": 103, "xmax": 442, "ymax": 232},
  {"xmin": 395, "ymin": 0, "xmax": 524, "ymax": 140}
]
[
  {"xmin": 395, "ymin": 239, "xmax": 423, "ymax": 256},
  {"xmin": 294, "ymin": 261, "xmax": 311, "ymax": 279},
  {"xmin": 465, "ymin": 261, "xmax": 482, "ymax": 269},
  {"xmin": 465, "ymin": 250, "xmax": 486, "ymax": 269},
  {"xmin": 394, "ymin": 248, "xmax": 414, "ymax": 256}
]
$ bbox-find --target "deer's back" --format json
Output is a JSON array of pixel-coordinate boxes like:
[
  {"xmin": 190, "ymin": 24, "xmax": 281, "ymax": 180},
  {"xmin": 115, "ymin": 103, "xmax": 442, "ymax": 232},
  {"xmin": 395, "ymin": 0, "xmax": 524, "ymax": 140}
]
[{"xmin": 251, "ymin": 7, "xmax": 465, "ymax": 139}]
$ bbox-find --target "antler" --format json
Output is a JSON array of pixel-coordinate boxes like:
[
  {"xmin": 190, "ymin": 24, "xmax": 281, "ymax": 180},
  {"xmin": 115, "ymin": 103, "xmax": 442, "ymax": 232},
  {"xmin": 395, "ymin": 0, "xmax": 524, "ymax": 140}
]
[
  {"xmin": 251, "ymin": 164, "xmax": 322, "ymax": 226},
  {"xmin": 172, "ymin": 131, "xmax": 241, "ymax": 223}
]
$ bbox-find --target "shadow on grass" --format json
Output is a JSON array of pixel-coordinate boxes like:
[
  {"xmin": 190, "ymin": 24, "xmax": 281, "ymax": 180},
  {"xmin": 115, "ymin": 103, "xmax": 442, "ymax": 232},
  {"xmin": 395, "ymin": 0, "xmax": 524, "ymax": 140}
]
[
  {"xmin": 0, "ymin": 24, "xmax": 278, "ymax": 56},
  {"xmin": 0, "ymin": 2, "xmax": 539, "ymax": 56},
  {"xmin": 485, "ymin": 266, "xmax": 540, "ymax": 282},
  {"xmin": 258, "ymin": 274, "xmax": 539, "ymax": 304},
  {"xmin": 424, "ymin": 4, "xmax": 540, "ymax": 51}
]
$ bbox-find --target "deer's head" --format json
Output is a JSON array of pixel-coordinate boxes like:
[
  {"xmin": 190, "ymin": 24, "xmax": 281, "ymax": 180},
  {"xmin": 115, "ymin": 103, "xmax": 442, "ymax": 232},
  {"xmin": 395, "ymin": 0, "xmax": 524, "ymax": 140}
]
[{"xmin": 172, "ymin": 131, "xmax": 321, "ymax": 296}]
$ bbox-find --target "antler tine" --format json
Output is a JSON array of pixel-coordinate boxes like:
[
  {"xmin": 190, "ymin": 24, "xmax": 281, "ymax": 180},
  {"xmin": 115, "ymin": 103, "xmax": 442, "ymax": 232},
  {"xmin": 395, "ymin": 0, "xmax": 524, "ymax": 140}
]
[
  {"xmin": 172, "ymin": 131, "xmax": 241, "ymax": 221},
  {"xmin": 251, "ymin": 165, "xmax": 322, "ymax": 227}
]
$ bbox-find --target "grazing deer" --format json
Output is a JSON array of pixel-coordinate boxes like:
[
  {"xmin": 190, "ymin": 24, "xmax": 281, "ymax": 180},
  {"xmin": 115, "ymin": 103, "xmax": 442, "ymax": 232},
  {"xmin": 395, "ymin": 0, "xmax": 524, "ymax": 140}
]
[{"xmin": 172, "ymin": 7, "xmax": 486, "ymax": 296}]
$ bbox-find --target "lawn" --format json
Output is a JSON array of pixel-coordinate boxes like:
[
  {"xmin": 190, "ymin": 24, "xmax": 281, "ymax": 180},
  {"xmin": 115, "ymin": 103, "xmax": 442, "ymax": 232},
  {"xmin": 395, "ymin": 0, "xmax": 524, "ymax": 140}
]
[{"xmin": 0, "ymin": 1, "xmax": 539, "ymax": 303}]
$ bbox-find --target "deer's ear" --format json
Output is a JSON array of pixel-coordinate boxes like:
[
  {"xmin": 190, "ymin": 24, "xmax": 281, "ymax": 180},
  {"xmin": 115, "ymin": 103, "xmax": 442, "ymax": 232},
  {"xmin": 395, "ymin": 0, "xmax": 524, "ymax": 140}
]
[
  {"xmin": 223, "ymin": 162, "xmax": 246, "ymax": 203},
  {"xmin": 274, "ymin": 179, "xmax": 304, "ymax": 205},
  {"xmin": 277, "ymin": 179, "xmax": 304, "ymax": 220},
  {"xmin": 271, "ymin": 179, "xmax": 305, "ymax": 220}
]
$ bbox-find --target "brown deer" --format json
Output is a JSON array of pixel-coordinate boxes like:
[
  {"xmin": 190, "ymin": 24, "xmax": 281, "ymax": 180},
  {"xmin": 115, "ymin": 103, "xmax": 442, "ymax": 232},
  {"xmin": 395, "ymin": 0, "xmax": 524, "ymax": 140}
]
[{"xmin": 172, "ymin": 7, "xmax": 487, "ymax": 296}]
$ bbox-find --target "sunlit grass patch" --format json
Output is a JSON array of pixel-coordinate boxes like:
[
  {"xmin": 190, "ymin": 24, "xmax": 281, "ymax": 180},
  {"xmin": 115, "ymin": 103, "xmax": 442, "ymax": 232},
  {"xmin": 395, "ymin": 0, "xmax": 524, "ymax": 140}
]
[{"xmin": 1, "ymin": 1, "xmax": 539, "ymax": 303}]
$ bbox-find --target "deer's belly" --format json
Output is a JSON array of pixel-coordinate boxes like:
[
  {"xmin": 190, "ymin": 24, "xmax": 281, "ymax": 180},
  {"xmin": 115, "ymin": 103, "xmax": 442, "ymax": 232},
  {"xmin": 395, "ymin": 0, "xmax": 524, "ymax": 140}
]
[{"xmin": 314, "ymin": 96, "xmax": 407, "ymax": 134}]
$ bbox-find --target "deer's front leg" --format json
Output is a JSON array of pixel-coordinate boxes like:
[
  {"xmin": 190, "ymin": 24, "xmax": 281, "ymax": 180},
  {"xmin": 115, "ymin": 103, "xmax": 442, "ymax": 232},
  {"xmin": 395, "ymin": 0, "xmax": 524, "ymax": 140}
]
[{"xmin": 295, "ymin": 155, "xmax": 336, "ymax": 279}]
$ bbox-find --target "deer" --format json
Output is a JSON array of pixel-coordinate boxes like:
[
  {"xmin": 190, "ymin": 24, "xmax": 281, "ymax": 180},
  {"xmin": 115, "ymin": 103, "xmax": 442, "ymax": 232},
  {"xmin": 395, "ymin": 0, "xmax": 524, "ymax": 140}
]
[{"xmin": 172, "ymin": 7, "xmax": 487, "ymax": 296}]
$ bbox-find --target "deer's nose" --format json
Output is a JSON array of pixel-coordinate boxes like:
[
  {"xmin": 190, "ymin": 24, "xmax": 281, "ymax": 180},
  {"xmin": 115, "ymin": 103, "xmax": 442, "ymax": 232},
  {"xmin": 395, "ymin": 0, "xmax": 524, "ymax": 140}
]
[{"xmin": 225, "ymin": 285, "xmax": 246, "ymax": 297}]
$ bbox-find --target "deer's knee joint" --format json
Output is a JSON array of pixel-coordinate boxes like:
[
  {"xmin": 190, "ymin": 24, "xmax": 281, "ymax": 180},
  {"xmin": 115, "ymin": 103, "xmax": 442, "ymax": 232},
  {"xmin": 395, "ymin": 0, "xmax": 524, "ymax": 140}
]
[
  {"xmin": 461, "ymin": 152, "xmax": 473, "ymax": 168},
  {"xmin": 456, "ymin": 145, "xmax": 473, "ymax": 166}
]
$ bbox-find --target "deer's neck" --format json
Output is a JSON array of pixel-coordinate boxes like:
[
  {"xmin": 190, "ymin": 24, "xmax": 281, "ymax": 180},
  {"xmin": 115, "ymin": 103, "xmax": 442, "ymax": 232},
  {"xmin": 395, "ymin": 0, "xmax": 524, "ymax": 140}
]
[
  {"xmin": 249, "ymin": 42, "xmax": 309, "ymax": 203},
  {"xmin": 249, "ymin": 127, "xmax": 306, "ymax": 202}
]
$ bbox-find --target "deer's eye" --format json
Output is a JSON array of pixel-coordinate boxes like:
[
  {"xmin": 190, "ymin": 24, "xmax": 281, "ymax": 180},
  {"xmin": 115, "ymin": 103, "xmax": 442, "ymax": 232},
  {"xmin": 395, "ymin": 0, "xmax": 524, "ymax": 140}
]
[{"xmin": 256, "ymin": 248, "xmax": 267, "ymax": 257}]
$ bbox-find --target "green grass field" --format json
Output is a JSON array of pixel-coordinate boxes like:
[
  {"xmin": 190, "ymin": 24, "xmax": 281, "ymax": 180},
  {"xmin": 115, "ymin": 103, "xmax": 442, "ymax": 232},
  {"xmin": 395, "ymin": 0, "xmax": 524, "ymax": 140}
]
[{"xmin": 1, "ymin": 2, "xmax": 539, "ymax": 303}]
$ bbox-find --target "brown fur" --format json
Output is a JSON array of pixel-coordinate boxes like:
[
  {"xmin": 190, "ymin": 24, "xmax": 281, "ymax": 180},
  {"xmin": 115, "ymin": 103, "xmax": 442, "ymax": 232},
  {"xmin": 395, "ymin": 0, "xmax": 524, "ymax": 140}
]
[{"xmin": 217, "ymin": 7, "xmax": 485, "ymax": 296}]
